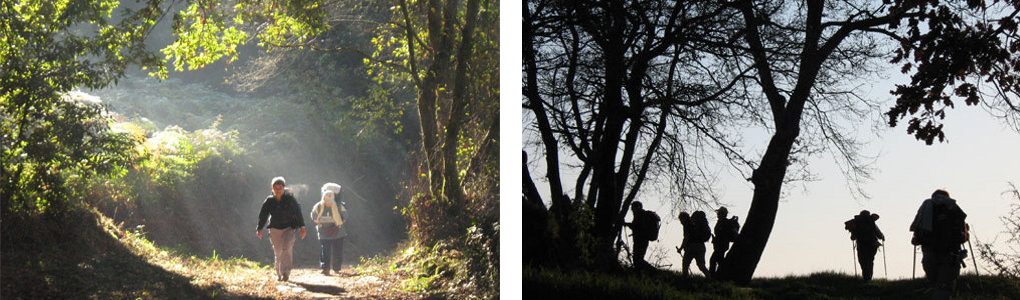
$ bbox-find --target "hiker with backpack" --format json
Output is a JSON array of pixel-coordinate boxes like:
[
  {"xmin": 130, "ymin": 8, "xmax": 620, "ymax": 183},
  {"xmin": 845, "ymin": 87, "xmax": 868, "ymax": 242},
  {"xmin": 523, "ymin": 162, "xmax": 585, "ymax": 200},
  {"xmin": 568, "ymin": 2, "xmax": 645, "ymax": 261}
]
[
  {"xmin": 910, "ymin": 189, "xmax": 968, "ymax": 300},
  {"xmin": 845, "ymin": 210, "xmax": 885, "ymax": 281},
  {"xmin": 677, "ymin": 211, "xmax": 711, "ymax": 277},
  {"xmin": 624, "ymin": 201, "xmax": 660, "ymax": 270},
  {"xmin": 710, "ymin": 207, "xmax": 740, "ymax": 276},
  {"xmin": 311, "ymin": 182, "xmax": 349, "ymax": 276}
]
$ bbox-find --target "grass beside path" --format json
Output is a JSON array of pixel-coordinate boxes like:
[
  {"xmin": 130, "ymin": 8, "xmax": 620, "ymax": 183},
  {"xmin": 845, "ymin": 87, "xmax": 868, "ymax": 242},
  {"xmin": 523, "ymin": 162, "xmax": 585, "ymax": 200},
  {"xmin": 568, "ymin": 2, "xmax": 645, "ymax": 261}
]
[
  {"xmin": 1, "ymin": 208, "xmax": 421, "ymax": 299},
  {"xmin": 2, "ymin": 208, "xmax": 262, "ymax": 299},
  {"xmin": 524, "ymin": 266, "xmax": 1020, "ymax": 300}
]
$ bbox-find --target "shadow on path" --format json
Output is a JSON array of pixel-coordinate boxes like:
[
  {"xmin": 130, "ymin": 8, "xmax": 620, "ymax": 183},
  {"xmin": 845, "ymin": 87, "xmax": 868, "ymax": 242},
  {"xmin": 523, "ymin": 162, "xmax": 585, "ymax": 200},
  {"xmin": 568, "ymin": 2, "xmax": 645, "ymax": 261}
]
[{"xmin": 291, "ymin": 280, "xmax": 348, "ymax": 296}]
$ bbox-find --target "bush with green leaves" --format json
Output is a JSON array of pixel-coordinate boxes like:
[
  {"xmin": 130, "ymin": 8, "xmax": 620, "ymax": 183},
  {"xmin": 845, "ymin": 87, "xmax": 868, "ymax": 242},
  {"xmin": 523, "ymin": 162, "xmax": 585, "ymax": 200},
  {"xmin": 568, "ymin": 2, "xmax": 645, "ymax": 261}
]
[{"xmin": 2, "ymin": 93, "xmax": 136, "ymax": 216}]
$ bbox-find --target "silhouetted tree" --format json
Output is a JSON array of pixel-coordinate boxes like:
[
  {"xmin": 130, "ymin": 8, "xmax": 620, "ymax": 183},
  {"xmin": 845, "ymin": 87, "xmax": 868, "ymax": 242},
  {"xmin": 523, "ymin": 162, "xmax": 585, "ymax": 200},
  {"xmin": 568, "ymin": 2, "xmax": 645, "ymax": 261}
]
[
  {"xmin": 525, "ymin": 0, "xmax": 1020, "ymax": 284},
  {"xmin": 977, "ymin": 183, "xmax": 1020, "ymax": 279},
  {"xmin": 524, "ymin": 0, "xmax": 745, "ymax": 266},
  {"xmin": 707, "ymin": 0, "xmax": 1020, "ymax": 284}
]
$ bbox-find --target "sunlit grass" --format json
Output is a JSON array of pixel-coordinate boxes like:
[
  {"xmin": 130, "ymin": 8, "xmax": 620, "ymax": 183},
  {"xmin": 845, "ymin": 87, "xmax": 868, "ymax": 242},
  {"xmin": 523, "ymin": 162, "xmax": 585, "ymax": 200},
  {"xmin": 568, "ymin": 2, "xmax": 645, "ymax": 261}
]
[
  {"xmin": 96, "ymin": 210, "xmax": 280, "ymax": 298},
  {"xmin": 352, "ymin": 240, "xmax": 489, "ymax": 298}
]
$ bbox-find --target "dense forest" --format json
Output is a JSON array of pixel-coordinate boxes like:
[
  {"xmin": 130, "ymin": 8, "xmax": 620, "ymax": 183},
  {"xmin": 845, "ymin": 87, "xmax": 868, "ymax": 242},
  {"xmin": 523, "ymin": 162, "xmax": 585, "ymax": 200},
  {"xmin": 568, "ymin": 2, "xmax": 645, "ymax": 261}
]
[{"xmin": 2, "ymin": 0, "xmax": 498, "ymax": 298}]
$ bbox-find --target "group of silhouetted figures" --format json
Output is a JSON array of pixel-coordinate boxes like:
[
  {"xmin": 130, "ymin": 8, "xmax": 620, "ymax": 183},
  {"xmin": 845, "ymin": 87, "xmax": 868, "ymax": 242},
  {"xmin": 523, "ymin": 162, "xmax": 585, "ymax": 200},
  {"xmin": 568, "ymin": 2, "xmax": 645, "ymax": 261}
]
[{"xmin": 624, "ymin": 189, "xmax": 972, "ymax": 300}]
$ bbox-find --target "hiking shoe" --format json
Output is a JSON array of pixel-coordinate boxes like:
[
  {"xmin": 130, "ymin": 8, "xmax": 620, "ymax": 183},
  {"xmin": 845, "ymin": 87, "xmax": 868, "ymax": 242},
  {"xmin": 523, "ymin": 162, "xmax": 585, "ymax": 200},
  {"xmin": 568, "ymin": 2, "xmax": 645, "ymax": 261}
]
[
  {"xmin": 283, "ymin": 274, "xmax": 289, "ymax": 282},
  {"xmin": 321, "ymin": 269, "xmax": 330, "ymax": 276}
]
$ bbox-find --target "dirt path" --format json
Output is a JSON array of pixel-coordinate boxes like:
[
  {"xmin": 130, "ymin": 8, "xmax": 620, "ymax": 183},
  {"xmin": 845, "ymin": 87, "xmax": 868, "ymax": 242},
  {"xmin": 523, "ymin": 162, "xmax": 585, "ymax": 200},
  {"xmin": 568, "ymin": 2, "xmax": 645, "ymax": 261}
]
[{"xmin": 267, "ymin": 268, "xmax": 414, "ymax": 299}]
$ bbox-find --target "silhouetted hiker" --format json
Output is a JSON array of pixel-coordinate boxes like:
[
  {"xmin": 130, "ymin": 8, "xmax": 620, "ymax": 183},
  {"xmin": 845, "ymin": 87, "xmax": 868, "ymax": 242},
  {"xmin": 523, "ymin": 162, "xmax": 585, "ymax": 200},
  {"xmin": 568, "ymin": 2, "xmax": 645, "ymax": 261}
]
[
  {"xmin": 677, "ymin": 211, "xmax": 710, "ymax": 277},
  {"xmin": 623, "ymin": 201, "xmax": 660, "ymax": 270},
  {"xmin": 710, "ymin": 207, "xmax": 740, "ymax": 276},
  {"xmin": 257, "ymin": 176, "xmax": 307, "ymax": 282},
  {"xmin": 845, "ymin": 210, "xmax": 885, "ymax": 281},
  {"xmin": 911, "ymin": 189, "xmax": 968, "ymax": 300},
  {"xmin": 311, "ymin": 183, "xmax": 349, "ymax": 276}
]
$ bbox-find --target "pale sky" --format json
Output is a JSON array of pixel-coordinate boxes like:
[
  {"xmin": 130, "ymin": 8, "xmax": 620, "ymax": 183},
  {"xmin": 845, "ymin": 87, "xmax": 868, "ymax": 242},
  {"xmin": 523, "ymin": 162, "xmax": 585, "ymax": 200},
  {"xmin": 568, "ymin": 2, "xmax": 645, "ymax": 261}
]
[{"xmin": 521, "ymin": 77, "xmax": 1020, "ymax": 279}]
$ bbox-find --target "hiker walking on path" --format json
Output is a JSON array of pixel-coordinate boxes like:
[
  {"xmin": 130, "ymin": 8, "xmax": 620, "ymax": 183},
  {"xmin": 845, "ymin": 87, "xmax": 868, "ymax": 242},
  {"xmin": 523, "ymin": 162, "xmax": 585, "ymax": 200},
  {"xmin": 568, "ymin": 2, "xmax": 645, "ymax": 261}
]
[
  {"xmin": 710, "ymin": 207, "xmax": 740, "ymax": 276},
  {"xmin": 256, "ymin": 176, "xmax": 307, "ymax": 282},
  {"xmin": 312, "ymin": 183, "xmax": 349, "ymax": 275},
  {"xmin": 623, "ymin": 201, "xmax": 660, "ymax": 270},
  {"xmin": 911, "ymin": 189, "xmax": 969, "ymax": 300},
  {"xmin": 677, "ymin": 211, "xmax": 711, "ymax": 277},
  {"xmin": 845, "ymin": 210, "xmax": 885, "ymax": 281}
]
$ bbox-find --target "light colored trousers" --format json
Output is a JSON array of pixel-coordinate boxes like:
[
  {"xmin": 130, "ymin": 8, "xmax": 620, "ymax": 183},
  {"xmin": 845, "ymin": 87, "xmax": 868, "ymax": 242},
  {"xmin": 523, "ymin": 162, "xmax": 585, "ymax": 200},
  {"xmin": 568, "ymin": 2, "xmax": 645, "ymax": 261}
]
[{"xmin": 269, "ymin": 228, "xmax": 297, "ymax": 277}]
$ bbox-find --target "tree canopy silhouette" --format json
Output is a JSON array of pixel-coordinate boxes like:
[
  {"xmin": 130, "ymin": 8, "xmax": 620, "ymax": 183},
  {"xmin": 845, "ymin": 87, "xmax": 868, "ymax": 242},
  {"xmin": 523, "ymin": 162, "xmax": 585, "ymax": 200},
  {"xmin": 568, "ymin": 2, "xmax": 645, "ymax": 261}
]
[{"xmin": 524, "ymin": 0, "xmax": 1020, "ymax": 284}]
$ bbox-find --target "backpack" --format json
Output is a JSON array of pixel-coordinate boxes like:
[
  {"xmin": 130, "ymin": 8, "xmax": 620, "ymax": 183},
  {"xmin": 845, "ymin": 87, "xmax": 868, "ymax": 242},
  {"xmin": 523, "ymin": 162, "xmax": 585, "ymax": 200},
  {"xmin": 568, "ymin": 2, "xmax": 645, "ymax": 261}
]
[
  {"xmin": 640, "ymin": 211, "xmax": 661, "ymax": 241},
  {"xmin": 692, "ymin": 216, "xmax": 711, "ymax": 243},
  {"xmin": 716, "ymin": 218, "xmax": 740, "ymax": 242},
  {"xmin": 847, "ymin": 215, "xmax": 881, "ymax": 245},
  {"xmin": 927, "ymin": 201, "xmax": 967, "ymax": 251}
]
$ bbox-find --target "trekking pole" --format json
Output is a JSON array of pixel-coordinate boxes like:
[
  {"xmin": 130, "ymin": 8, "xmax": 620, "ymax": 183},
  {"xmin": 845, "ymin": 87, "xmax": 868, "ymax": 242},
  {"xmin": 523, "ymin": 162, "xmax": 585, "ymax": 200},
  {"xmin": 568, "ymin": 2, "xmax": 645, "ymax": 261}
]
[
  {"xmin": 912, "ymin": 245, "xmax": 917, "ymax": 280},
  {"xmin": 852, "ymin": 240, "xmax": 858, "ymax": 276},
  {"xmin": 967, "ymin": 223, "xmax": 979, "ymax": 276},
  {"xmin": 617, "ymin": 225, "xmax": 633, "ymax": 266},
  {"xmin": 881, "ymin": 243, "xmax": 888, "ymax": 278}
]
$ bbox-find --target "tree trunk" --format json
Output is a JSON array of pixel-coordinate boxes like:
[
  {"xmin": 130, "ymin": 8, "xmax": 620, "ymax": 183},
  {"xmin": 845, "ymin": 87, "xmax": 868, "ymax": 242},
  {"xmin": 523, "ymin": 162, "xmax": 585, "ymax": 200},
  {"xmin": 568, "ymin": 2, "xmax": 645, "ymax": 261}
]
[
  {"xmin": 590, "ymin": 12, "xmax": 628, "ymax": 260},
  {"xmin": 441, "ymin": 0, "xmax": 480, "ymax": 208},
  {"xmin": 524, "ymin": 1, "xmax": 568, "ymax": 221},
  {"xmin": 715, "ymin": 128, "xmax": 797, "ymax": 284}
]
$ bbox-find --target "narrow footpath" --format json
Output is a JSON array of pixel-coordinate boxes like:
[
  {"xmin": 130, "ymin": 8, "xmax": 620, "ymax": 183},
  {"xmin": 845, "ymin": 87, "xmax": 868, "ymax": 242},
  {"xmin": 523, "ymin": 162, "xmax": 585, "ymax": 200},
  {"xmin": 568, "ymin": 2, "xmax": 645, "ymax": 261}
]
[{"xmin": 262, "ymin": 268, "xmax": 415, "ymax": 299}]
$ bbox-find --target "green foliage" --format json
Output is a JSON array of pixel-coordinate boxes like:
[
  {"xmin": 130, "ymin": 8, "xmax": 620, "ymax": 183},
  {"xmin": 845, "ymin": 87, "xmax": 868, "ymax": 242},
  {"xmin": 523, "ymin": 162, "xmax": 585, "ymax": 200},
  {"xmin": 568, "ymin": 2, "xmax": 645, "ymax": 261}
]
[
  {"xmin": 1, "ymin": 93, "xmax": 136, "ymax": 216},
  {"xmin": 354, "ymin": 225, "xmax": 499, "ymax": 299},
  {"xmin": 160, "ymin": 2, "xmax": 248, "ymax": 75},
  {"xmin": 1, "ymin": 0, "xmax": 165, "ymax": 217},
  {"xmin": 351, "ymin": 85, "xmax": 411, "ymax": 136},
  {"xmin": 77, "ymin": 115, "xmax": 257, "ymax": 257},
  {"xmin": 159, "ymin": 0, "xmax": 329, "ymax": 77},
  {"xmin": 365, "ymin": 0, "xmax": 500, "ymax": 249}
]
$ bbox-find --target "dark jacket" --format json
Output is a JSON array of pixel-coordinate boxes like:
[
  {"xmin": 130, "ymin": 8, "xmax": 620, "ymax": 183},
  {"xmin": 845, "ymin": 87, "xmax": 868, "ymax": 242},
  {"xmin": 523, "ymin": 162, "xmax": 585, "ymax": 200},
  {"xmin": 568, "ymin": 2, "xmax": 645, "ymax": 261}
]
[
  {"xmin": 257, "ymin": 191, "xmax": 305, "ymax": 230},
  {"xmin": 713, "ymin": 217, "xmax": 739, "ymax": 245},
  {"xmin": 625, "ymin": 210, "xmax": 658, "ymax": 241}
]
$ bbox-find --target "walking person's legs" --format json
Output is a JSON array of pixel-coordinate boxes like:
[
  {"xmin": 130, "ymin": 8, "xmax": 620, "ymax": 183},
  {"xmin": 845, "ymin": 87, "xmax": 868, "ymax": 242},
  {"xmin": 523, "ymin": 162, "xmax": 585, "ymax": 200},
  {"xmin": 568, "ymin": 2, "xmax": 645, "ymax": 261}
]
[
  {"xmin": 269, "ymin": 229, "xmax": 288, "ymax": 280},
  {"xmin": 859, "ymin": 245, "xmax": 877, "ymax": 281},
  {"xmin": 320, "ymin": 239, "xmax": 334, "ymax": 275},
  {"xmin": 281, "ymin": 228, "xmax": 296, "ymax": 280},
  {"xmin": 334, "ymin": 238, "xmax": 345, "ymax": 272},
  {"xmin": 682, "ymin": 251, "xmax": 694, "ymax": 276},
  {"xmin": 695, "ymin": 254, "xmax": 710, "ymax": 276},
  {"xmin": 632, "ymin": 238, "xmax": 649, "ymax": 270},
  {"xmin": 709, "ymin": 243, "xmax": 727, "ymax": 275},
  {"xmin": 933, "ymin": 253, "xmax": 961, "ymax": 300}
]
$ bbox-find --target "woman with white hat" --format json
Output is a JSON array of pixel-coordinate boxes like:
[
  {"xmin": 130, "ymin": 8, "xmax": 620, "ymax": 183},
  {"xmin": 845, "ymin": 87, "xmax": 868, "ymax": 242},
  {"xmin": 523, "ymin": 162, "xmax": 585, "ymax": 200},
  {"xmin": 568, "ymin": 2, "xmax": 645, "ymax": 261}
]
[{"xmin": 311, "ymin": 182, "xmax": 349, "ymax": 275}]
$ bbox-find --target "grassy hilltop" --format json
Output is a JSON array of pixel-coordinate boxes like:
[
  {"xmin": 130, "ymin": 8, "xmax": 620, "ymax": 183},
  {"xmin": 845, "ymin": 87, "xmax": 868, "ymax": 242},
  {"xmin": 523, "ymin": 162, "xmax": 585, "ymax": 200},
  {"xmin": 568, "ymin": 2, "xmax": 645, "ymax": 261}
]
[{"xmin": 525, "ymin": 266, "xmax": 1020, "ymax": 300}]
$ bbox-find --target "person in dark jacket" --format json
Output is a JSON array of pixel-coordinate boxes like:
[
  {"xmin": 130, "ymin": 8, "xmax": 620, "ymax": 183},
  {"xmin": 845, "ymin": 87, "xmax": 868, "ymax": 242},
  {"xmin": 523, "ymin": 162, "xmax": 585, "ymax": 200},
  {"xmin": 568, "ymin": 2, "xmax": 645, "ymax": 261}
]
[
  {"xmin": 623, "ymin": 201, "xmax": 653, "ymax": 270},
  {"xmin": 848, "ymin": 210, "xmax": 885, "ymax": 281},
  {"xmin": 710, "ymin": 206, "xmax": 739, "ymax": 276},
  {"xmin": 256, "ymin": 176, "xmax": 306, "ymax": 282},
  {"xmin": 910, "ymin": 189, "xmax": 968, "ymax": 300},
  {"xmin": 677, "ymin": 211, "xmax": 711, "ymax": 277}
]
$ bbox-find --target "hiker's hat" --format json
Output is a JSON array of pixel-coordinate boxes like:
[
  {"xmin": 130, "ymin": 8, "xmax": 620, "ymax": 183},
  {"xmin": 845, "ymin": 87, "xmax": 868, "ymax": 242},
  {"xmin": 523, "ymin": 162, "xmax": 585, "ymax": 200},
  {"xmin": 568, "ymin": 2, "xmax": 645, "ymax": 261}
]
[{"xmin": 716, "ymin": 206, "xmax": 728, "ymax": 214}]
